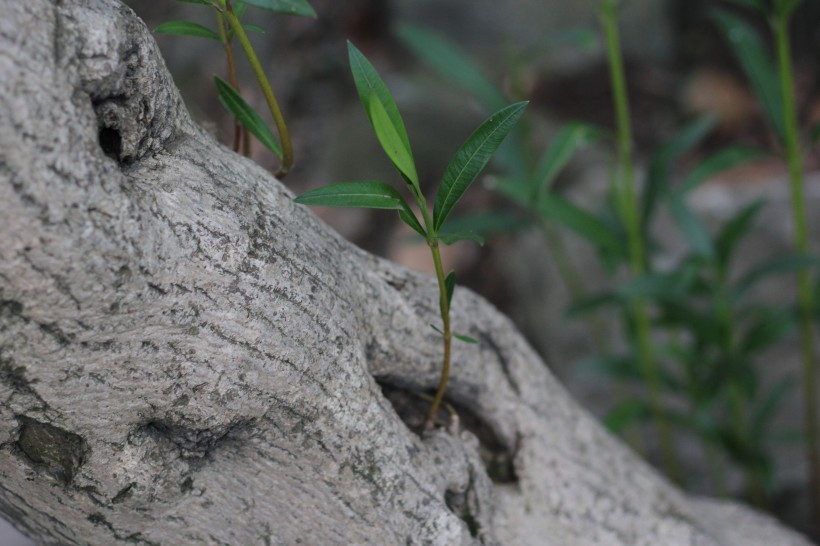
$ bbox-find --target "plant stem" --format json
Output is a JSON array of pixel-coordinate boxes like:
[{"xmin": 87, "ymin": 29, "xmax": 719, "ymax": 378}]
[
  {"xmin": 222, "ymin": 0, "xmax": 293, "ymax": 177},
  {"xmin": 774, "ymin": 12, "xmax": 820, "ymax": 525},
  {"xmin": 425, "ymin": 240, "xmax": 452, "ymax": 429},
  {"xmin": 215, "ymin": 9, "xmax": 250, "ymax": 156},
  {"xmin": 538, "ymin": 219, "xmax": 610, "ymax": 352},
  {"xmin": 600, "ymin": 0, "xmax": 680, "ymax": 482}
]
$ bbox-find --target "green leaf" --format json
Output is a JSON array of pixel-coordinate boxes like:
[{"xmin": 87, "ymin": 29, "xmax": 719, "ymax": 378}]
[
  {"xmin": 712, "ymin": 9, "xmax": 786, "ymax": 140},
  {"xmin": 603, "ymin": 398, "xmax": 651, "ymax": 433},
  {"xmin": 491, "ymin": 176, "xmax": 531, "ymax": 207},
  {"xmin": 437, "ymin": 231, "xmax": 485, "ymax": 246},
  {"xmin": 445, "ymin": 271, "xmax": 456, "ymax": 308},
  {"xmin": 348, "ymin": 42, "xmax": 414, "ymax": 170},
  {"xmin": 294, "ymin": 181, "xmax": 405, "ymax": 208},
  {"xmin": 433, "ymin": 102, "xmax": 528, "ymax": 231},
  {"xmin": 454, "ymin": 333, "xmax": 479, "ymax": 344},
  {"xmin": 242, "ymin": 24, "xmax": 265, "ymax": 34},
  {"xmin": 214, "ymin": 76, "xmax": 283, "ymax": 158},
  {"xmin": 716, "ymin": 199, "xmax": 766, "ymax": 267},
  {"xmin": 429, "ymin": 324, "xmax": 478, "ymax": 344},
  {"xmin": 668, "ymin": 193, "xmax": 714, "ymax": 258},
  {"xmin": 175, "ymin": 0, "xmax": 213, "ymax": 4},
  {"xmin": 740, "ymin": 308, "xmax": 795, "ymax": 354},
  {"xmin": 617, "ymin": 269, "xmax": 696, "ymax": 301},
  {"xmin": 241, "ymin": 0, "xmax": 317, "ymax": 17},
  {"xmin": 155, "ymin": 20, "xmax": 221, "ymax": 41},
  {"xmin": 234, "ymin": 1, "xmax": 249, "ymax": 19},
  {"xmin": 532, "ymin": 122, "xmax": 600, "ymax": 197},
  {"xmin": 294, "ymin": 181, "xmax": 425, "ymax": 237},
  {"xmin": 537, "ymin": 193, "xmax": 625, "ymax": 255},
  {"xmin": 642, "ymin": 116, "xmax": 716, "ymax": 229},
  {"xmin": 367, "ymin": 91, "xmax": 419, "ymax": 191},
  {"xmin": 750, "ymin": 377, "xmax": 795, "ymax": 443},
  {"xmin": 680, "ymin": 147, "xmax": 765, "ymax": 194},
  {"xmin": 735, "ymin": 255, "xmax": 820, "ymax": 300},
  {"xmin": 436, "ymin": 211, "xmax": 530, "ymax": 237},
  {"xmin": 396, "ymin": 24, "xmax": 506, "ymax": 111}
]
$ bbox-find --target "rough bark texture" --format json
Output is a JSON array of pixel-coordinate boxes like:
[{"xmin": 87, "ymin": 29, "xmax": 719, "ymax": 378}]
[{"xmin": 0, "ymin": 1, "xmax": 814, "ymax": 545}]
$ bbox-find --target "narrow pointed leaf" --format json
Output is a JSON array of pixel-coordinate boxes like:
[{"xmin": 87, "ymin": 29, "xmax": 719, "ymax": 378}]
[
  {"xmin": 716, "ymin": 199, "xmax": 766, "ymax": 266},
  {"xmin": 617, "ymin": 269, "xmax": 696, "ymax": 301},
  {"xmin": 234, "ymin": 1, "xmax": 249, "ymax": 19},
  {"xmin": 444, "ymin": 271, "xmax": 456, "ymax": 308},
  {"xmin": 740, "ymin": 308, "xmax": 794, "ymax": 354},
  {"xmin": 750, "ymin": 377, "xmax": 795, "ymax": 442},
  {"xmin": 437, "ymin": 211, "xmax": 529, "ymax": 237},
  {"xmin": 214, "ymin": 76, "xmax": 283, "ymax": 158},
  {"xmin": 437, "ymin": 231, "xmax": 485, "ymax": 246},
  {"xmin": 454, "ymin": 333, "xmax": 479, "ymax": 344},
  {"xmin": 295, "ymin": 181, "xmax": 425, "ymax": 237},
  {"xmin": 491, "ymin": 176, "xmax": 531, "ymax": 207},
  {"xmin": 348, "ymin": 42, "xmax": 414, "ymax": 161},
  {"xmin": 603, "ymin": 398, "xmax": 651, "ymax": 432},
  {"xmin": 294, "ymin": 181, "xmax": 404, "ymax": 208},
  {"xmin": 642, "ymin": 116, "xmax": 716, "ymax": 229},
  {"xmin": 735, "ymin": 254, "xmax": 820, "ymax": 300},
  {"xmin": 680, "ymin": 147, "xmax": 765, "ymax": 194},
  {"xmin": 429, "ymin": 323, "xmax": 445, "ymax": 336},
  {"xmin": 537, "ymin": 193, "xmax": 624, "ymax": 255},
  {"xmin": 713, "ymin": 9, "xmax": 785, "ymax": 140},
  {"xmin": 396, "ymin": 24, "xmax": 506, "ymax": 111},
  {"xmin": 532, "ymin": 122, "xmax": 600, "ymax": 197},
  {"xmin": 668, "ymin": 193, "xmax": 714, "ymax": 258},
  {"xmin": 398, "ymin": 209, "xmax": 426, "ymax": 238},
  {"xmin": 242, "ymin": 24, "xmax": 265, "ymax": 34},
  {"xmin": 155, "ymin": 21, "xmax": 221, "ymax": 40},
  {"xmin": 241, "ymin": 0, "xmax": 317, "ymax": 18},
  {"xmin": 434, "ymin": 102, "xmax": 528, "ymax": 231},
  {"xmin": 367, "ymin": 91, "xmax": 419, "ymax": 190}
]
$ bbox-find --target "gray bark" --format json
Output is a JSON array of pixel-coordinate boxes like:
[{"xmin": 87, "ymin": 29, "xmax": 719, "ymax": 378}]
[{"xmin": 0, "ymin": 1, "xmax": 814, "ymax": 545}]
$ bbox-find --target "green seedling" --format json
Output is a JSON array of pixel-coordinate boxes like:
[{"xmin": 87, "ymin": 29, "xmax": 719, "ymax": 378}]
[
  {"xmin": 156, "ymin": 0, "xmax": 317, "ymax": 177},
  {"xmin": 714, "ymin": 0, "xmax": 819, "ymax": 521},
  {"xmin": 398, "ymin": 23, "xmax": 610, "ymax": 353},
  {"xmin": 296, "ymin": 42, "xmax": 526, "ymax": 428}
]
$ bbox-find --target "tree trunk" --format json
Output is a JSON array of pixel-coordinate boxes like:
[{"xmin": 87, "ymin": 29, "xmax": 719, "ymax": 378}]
[{"xmin": 0, "ymin": 1, "xmax": 813, "ymax": 545}]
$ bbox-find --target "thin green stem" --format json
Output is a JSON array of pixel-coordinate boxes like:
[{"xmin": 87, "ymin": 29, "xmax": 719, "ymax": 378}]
[
  {"xmin": 774, "ymin": 12, "xmax": 820, "ymax": 525},
  {"xmin": 600, "ymin": 0, "xmax": 679, "ymax": 482},
  {"xmin": 425, "ymin": 240, "xmax": 452, "ymax": 429},
  {"xmin": 221, "ymin": 0, "xmax": 293, "ymax": 177},
  {"xmin": 539, "ymin": 219, "xmax": 610, "ymax": 352}
]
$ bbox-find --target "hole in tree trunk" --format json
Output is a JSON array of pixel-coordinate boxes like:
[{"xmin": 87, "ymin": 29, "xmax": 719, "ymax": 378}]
[
  {"xmin": 375, "ymin": 378, "xmax": 518, "ymax": 484},
  {"xmin": 98, "ymin": 126, "xmax": 122, "ymax": 161}
]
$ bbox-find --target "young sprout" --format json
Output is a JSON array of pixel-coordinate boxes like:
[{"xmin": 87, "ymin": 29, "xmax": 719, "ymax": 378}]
[{"xmin": 296, "ymin": 42, "xmax": 526, "ymax": 428}]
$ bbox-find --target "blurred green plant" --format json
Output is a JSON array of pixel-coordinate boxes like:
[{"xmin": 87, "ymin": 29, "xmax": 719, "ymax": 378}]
[
  {"xmin": 713, "ymin": 0, "xmax": 819, "ymax": 518},
  {"xmin": 295, "ymin": 42, "xmax": 526, "ymax": 428},
  {"xmin": 156, "ymin": 0, "xmax": 317, "ymax": 177},
  {"xmin": 396, "ymin": 1, "xmax": 817, "ymax": 502}
]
